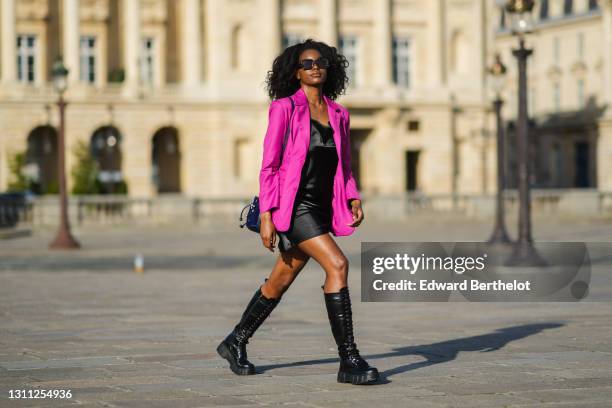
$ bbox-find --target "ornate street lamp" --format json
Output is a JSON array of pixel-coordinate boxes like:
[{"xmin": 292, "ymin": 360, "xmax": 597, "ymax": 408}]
[
  {"xmin": 487, "ymin": 53, "xmax": 512, "ymax": 245},
  {"xmin": 450, "ymin": 93, "xmax": 461, "ymax": 210},
  {"xmin": 504, "ymin": 0, "xmax": 535, "ymax": 36},
  {"xmin": 49, "ymin": 56, "xmax": 80, "ymax": 249},
  {"xmin": 502, "ymin": 0, "xmax": 545, "ymax": 265}
]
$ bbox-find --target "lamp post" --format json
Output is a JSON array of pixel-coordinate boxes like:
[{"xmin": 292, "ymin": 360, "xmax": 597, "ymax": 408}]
[
  {"xmin": 503, "ymin": 0, "xmax": 545, "ymax": 265},
  {"xmin": 450, "ymin": 93, "xmax": 460, "ymax": 210},
  {"xmin": 49, "ymin": 56, "xmax": 80, "ymax": 249},
  {"xmin": 487, "ymin": 53, "xmax": 512, "ymax": 244}
]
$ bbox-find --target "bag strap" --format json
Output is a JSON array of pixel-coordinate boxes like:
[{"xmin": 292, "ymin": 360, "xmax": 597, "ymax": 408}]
[{"xmin": 279, "ymin": 96, "xmax": 295, "ymax": 166}]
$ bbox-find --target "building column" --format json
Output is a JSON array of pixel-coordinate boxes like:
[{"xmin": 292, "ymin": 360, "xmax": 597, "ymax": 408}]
[
  {"xmin": 425, "ymin": 0, "xmax": 447, "ymax": 88},
  {"xmin": 181, "ymin": 0, "xmax": 201, "ymax": 85},
  {"xmin": 1, "ymin": 0, "xmax": 16, "ymax": 83},
  {"xmin": 122, "ymin": 0, "xmax": 140, "ymax": 95},
  {"xmin": 204, "ymin": 0, "xmax": 222, "ymax": 87},
  {"xmin": 319, "ymin": 0, "xmax": 337, "ymax": 46},
  {"xmin": 263, "ymin": 0, "xmax": 281, "ymax": 68},
  {"xmin": 62, "ymin": 0, "xmax": 80, "ymax": 84},
  {"xmin": 597, "ymin": 1, "xmax": 612, "ymax": 191},
  {"xmin": 597, "ymin": 119, "xmax": 612, "ymax": 190},
  {"xmin": 374, "ymin": 0, "xmax": 392, "ymax": 88},
  {"xmin": 475, "ymin": 0, "xmax": 486, "ymax": 90},
  {"xmin": 602, "ymin": 0, "xmax": 612, "ymax": 106}
]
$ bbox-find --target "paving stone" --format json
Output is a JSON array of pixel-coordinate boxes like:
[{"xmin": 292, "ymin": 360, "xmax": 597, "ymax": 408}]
[
  {"xmin": 0, "ymin": 357, "xmax": 130, "ymax": 371},
  {"xmin": 512, "ymin": 386, "xmax": 612, "ymax": 404},
  {"xmin": 1, "ymin": 220, "xmax": 612, "ymax": 407},
  {"xmin": 103, "ymin": 395, "xmax": 254, "ymax": 407},
  {"xmin": 511, "ymin": 402, "xmax": 612, "ymax": 408}
]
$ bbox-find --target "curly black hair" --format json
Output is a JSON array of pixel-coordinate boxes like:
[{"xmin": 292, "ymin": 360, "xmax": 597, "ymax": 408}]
[{"xmin": 264, "ymin": 38, "xmax": 349, "ymax": 101}]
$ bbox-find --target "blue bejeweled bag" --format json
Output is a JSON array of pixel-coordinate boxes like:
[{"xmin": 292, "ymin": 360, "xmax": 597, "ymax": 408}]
[{"xmin": 239, "ymin": 97, "xmax": 295, "ymax": 233}]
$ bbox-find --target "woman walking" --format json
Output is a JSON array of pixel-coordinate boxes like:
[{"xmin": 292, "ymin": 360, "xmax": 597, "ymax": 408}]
[{"xmin": 217, "ymin": 38, "xmax": 379, "ymax": 385}]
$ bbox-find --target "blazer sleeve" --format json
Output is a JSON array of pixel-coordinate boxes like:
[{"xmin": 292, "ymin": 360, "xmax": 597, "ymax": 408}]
[
  {"xmin": 342, "ymin": 109, "xmax": 361, "ymax": 205},
  {"xmin": 258, "ymin": 99, "xmax": 288, "ymax": 214}
]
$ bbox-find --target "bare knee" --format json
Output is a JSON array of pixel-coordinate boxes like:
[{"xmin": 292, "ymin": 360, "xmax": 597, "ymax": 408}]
[{"xmin": 327, "ymin": 255, "xmax": 349, "ymax": 281}]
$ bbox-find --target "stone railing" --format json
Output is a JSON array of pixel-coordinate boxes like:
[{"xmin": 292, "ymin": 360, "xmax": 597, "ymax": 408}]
[
  {"xmin": 14, "ymin": 194, "xmax": 250, "ymax": 227},
  {"xmin": 363, "ymin": 189, "xmax": 612, "ymax": 221},
  {"xmin": 3, "ymin": 189, "xmax": 611, "ymax": 228}
]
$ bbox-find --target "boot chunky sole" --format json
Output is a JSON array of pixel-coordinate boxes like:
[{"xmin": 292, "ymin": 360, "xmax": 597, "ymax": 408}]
[
  {"xmin": 337, "ymin": 367, "xmax": 379, "ymax": 384},
  {"xmin": 324, "ymin": 286, "xmax": 380, "ymax": 385},
  {"xmin": 217, "ymin": 282, "xmax": 280, "ymax": 376},
  {"xmin": 216, "ymin": 340, "xmax": 255, "ymax": 375}
]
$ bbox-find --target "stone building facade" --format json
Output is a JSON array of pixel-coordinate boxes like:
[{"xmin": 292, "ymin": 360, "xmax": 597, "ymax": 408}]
[
  {"xmin": 0, "ymin": 0, "xmax": 610, "ymax": 199},
  {"xmin": 494, "ymin": 0, "xmax": 612, "ymax": 191}
]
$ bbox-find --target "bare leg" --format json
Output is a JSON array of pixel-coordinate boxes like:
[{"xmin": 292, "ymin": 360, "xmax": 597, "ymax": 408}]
[
  {"xmin": 296, "ymin": 233, "xmax": 379, "ymax": 384},
  {"xmin": 261, "ymin": 245, "xmax": 311, "ymax": 299},
  {"xmin": 216, "ymin": 245, "xmax": 310, "ymax": 376},
  {"xmin": 295, "ymin": 233, "xmax": 348, "ymax": 293}
]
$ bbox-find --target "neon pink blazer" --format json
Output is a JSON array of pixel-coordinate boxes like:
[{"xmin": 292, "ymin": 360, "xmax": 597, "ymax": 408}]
[{"xmin": 258, "ymin": 87, "xmax": 361, "ymax": 236}]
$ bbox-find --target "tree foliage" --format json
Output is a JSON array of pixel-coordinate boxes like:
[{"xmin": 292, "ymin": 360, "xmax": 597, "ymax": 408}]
[
  {"xmin": 71, "ymin": 139, "xmax": 101, "ymax": 194},
  {"xmin": 7, "ymin": 151, "xmax": 31, "ymax": 192}
]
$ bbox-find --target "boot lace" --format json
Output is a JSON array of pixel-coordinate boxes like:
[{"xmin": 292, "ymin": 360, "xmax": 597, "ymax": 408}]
[
  {"xmin": 234, "ymin": 299, "xmax": 278, "ymax": 345},
  {"xmin": 341, "ymin": 288, "xmax": 361, "ymax": 358}
]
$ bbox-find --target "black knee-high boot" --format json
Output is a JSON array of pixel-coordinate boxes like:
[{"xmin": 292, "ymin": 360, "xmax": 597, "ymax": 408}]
[
  {"xmin": 323, "ymin": 285, "xmax": 379, "ymax": 384},
  {"xmin": 217, "ymin": 279, "xmax": 280, "ymax": 375}
]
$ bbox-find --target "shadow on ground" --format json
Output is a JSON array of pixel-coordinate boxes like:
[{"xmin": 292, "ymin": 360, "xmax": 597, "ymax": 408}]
[{"xmin": 256, "ymin": 322, "xmax": 565, "ymax": 384}]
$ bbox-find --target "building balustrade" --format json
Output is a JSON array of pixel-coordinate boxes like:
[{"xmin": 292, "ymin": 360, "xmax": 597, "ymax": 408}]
[{"xmin": 2, "ymin": 190, "xmax": 611, "ymax": 229}]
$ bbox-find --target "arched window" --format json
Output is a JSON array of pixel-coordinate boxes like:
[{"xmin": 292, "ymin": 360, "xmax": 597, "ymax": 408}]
[
  {"xmin": 25, "ymin": 126, "xmax": 58, "ymax": 194},
  {"xmin": 90, "ymin": 126, "xmax": 123, "ymax": 194},
  {"xmin": 152, "ymin": 127, "xmax": 181, "ymax": 193}
]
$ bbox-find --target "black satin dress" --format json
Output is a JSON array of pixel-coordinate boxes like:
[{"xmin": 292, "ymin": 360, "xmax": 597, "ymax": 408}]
[{"xmin": 277, "ymin": 118, "xmax": 338, "ymax": 252}]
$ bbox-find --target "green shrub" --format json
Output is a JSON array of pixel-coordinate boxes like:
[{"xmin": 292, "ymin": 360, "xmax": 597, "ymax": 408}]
[
  {"xmin": 71, "ymin": 140, "xmax": 101, "ymax": 194},
  {"xmin": 45, "ymin": 180, "xmax": 59, "ymax": 194},
  {"xmin": 108, "ymin": 68, "xmax": 125, "ymax": 83},
  {"xmin": 115, "ymin": 180, "xmax": 128, "ymax": 195},
  {"xmin": 7, "ymin": 151, "xmax": 32, "ymax": 192}
]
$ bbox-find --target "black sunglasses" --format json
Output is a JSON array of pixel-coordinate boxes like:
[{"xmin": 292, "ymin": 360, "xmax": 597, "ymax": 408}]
[{"xmin": 298, "ymin": 57, "xmax": 330, "ymax": 70}]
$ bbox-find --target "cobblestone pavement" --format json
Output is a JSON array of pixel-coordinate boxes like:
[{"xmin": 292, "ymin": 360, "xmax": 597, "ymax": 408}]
[{"xmin": 1, "ymin": 214, "xmax": 612, "ymax": 407}]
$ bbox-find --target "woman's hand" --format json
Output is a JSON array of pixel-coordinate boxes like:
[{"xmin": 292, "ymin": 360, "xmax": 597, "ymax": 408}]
[
  {"xmin": 347, "ymin": 199, "xmax": 364, "ymax": 227},
  {"xmin": 259, "ymin": 211, "xmax": 277, "ymax": 252}
]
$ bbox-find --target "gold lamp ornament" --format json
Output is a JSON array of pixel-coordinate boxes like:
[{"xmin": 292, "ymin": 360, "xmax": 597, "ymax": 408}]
[{"xmin": 504, "ymin": 0, "xmax": 536, "ymax": 35}]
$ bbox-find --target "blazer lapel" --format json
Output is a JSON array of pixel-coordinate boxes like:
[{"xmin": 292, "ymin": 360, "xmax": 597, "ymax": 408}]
[
  {"xmin": 291, "ymin": 88, "xmax": 344, "ymax": 162},
  {"xmin": 324, "ymin": 94, "xmax": 343, "ymax": 169}
]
